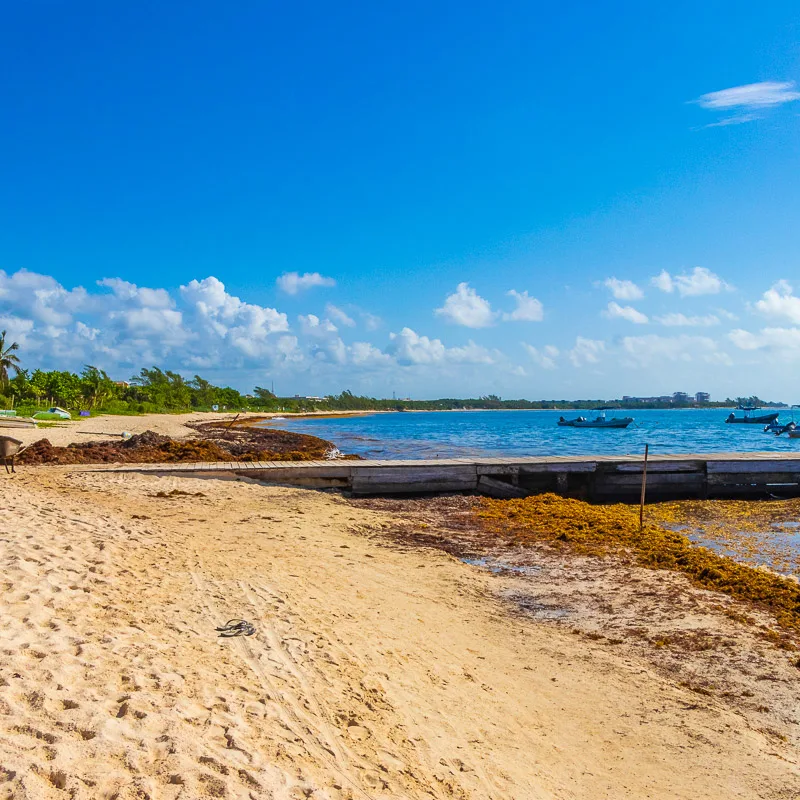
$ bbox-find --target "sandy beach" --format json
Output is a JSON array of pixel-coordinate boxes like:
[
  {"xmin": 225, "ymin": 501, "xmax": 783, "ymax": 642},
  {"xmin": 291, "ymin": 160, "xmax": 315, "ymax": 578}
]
[
  {"xmin": 5, "ymin": 412, "xmax": 268, "ymax": 449},
  {"xmin": 1, "ymin": 459, "xmax": 798, "ymax": 798}
]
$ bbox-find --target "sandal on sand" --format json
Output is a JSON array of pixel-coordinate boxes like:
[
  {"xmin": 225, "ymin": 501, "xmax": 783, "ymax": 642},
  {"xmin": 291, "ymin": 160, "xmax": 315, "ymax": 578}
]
[{"xmin": 215, "ymin": 619, "xmax": 256, "ymax": 637}]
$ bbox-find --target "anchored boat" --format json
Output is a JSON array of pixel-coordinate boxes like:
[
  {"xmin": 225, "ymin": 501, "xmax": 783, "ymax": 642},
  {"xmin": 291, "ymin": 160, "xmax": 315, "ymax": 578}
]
[
  {"xmin": 725, "ymin": 406, "xmax": 779, "ymax": 425},
  {"xmin": 558, "ymin": 408, "xmax": 633, "ymax": 429}
]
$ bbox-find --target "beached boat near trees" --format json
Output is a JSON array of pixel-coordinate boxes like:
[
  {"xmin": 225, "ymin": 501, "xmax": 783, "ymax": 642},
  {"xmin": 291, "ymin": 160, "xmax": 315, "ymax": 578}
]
[{"xmin": 0, "ymin": 413, "xmax": 37, "ymax": 429}]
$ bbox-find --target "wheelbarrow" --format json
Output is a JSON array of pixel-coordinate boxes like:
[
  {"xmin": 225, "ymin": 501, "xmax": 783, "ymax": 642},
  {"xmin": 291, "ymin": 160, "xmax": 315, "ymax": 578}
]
[{"xmin": 0, "ymin": 435, "xmax": 30, "ymax": 473}]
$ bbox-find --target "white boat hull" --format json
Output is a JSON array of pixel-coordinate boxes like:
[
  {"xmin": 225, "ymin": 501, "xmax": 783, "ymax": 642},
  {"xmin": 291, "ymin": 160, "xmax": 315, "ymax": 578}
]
[{"xmin": 0, "ymin": 418, "xmax": 37, "ymax": 429}]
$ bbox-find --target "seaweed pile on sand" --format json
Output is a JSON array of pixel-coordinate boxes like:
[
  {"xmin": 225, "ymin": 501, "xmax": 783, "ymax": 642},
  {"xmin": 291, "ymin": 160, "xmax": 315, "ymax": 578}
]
[
  {"xmin": 19, "ymin": 423, "xmax": 346, "ymax": 466},
  {"xmin": 477, "ymin": 493, "xmax": 800, "ymax": 636}
]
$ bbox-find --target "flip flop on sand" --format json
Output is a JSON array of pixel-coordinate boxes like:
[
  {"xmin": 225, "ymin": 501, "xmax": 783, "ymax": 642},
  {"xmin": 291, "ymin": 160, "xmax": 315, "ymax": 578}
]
[{"xmin": 215, "ymin": 619, "xmax": 256, "ymax": 637}]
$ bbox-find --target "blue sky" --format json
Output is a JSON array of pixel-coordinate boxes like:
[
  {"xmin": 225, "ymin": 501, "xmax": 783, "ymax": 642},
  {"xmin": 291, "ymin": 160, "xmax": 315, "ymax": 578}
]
[{"xmin": 1, "ymin": 1, "xmax": 800, "ymax": 399}]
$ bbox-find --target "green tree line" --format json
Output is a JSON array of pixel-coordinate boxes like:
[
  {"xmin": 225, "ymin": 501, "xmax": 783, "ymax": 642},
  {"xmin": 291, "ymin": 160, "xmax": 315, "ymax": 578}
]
[{"xmin": 0, "ymin": 332, "xmax": 779, "ymax": 416}]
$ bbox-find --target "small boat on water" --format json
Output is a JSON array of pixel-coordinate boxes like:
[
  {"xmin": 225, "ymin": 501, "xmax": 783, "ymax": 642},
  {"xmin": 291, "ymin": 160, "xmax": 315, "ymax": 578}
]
[
  {"xmin": 765, "ymin": 420, "xmax": 796, "ymax": 435},
  {"xmin": 776, "ymin": 405, "xmax": 800, "ymax": 436},
  {"xmin": 725, "ymin": 406, "xmax": 779, "ymax": 424},
  {"xmin": 558, "ymin": 408, "xmax": 634, "ymax": 429}
]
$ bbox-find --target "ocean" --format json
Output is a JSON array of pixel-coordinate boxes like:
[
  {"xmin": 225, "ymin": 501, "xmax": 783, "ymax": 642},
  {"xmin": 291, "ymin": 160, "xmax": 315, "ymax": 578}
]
[{"xmin": 262, "ymin": 408, "xmax": 800, "ymax": 460}]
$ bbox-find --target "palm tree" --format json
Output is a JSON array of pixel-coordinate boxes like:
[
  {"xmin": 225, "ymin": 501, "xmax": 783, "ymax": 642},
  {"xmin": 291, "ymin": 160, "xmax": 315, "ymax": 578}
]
[{"xmin": 0, "ymin": 330, "xmax": 21, "ymax": 388}]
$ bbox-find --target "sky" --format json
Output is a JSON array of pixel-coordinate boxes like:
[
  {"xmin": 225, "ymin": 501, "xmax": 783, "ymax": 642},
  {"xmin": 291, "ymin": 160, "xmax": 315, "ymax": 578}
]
[{"xmin": 1, "ymin": 1, "xmax": 800, "ymax": 400}]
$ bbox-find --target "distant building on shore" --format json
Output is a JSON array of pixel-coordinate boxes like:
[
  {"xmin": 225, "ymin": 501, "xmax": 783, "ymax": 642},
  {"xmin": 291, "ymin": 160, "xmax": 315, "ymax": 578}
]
[{"xmin": 621, "ymin": 391, "xmax": 711, "ymax": 405}]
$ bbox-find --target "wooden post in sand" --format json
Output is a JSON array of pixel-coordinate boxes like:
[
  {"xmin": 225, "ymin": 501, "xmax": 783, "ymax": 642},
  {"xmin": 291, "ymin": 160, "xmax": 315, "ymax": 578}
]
[{"xmin": 639, "ymin": 444, "xmax": 649, "ymax": 530}]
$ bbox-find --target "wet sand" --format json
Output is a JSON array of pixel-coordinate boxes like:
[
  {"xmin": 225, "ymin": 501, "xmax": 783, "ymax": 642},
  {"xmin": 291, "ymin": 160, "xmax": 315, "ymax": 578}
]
[{"xmin": 1, "ymin": 467, "xmax": 798, "ymax": 798}]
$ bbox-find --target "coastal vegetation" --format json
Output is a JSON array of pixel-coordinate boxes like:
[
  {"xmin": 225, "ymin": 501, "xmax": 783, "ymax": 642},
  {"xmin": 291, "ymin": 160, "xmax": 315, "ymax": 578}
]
[
  {"xmin": 476, "ymin": 494, "xmax": 800, "ymax": 638},
  {"xmin": 0, "ymin": 361, "xmax": 782, "ymax": 416}
]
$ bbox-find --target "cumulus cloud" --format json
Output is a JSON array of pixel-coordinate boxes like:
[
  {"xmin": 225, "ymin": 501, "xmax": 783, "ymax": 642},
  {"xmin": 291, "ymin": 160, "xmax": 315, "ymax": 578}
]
[
  {"xmin": 503, "ymin": 290, "xmax": 544, "ymax": 322},
  {"xmin": 655, "ymin": 312, "xmax": 720, "ymax": 327},
  {"xmin": 650, "ymin": 267, "xmax": 727, "ymax": 297},
  {"xmin": 753, "ymin": 280, "xmax": 800, "ymax": 324},
  {"xmin": 604, "ymin": 301, "xmax": 649, "ymax": 324},
  {"xmin": 387, "ymin": 327, "xmax": 495, "ymax": 365},
  {"xmin": 276, "ymin": 271, "xmax": 336, "ymax": 294},
  {"xmin": 569, "ymin": 337, "xmax": 605, "ymax": 367},
  {"xmin": 350, "ymin": 341, "xmax": 393, "ymax": 366},
  {"xmin": 325, "ymin": 303, "xmax": 356, "ymax": 327},
  {"xmin": 729, "ymin": 327, "xmax": 800, "ymax": 353},
  {"xmin": 0, "ymin": 268, "xmax": 89, "ymax": 327},
  {"xmin": 298, "ymin": 314, "xmax": 338, "ymax": 337},
  {"xmin": 435, "ymin": 283, "xmax": 495, "ymax": 328},
  {"xmin": 621, "ymin": 334, "xmax": 729, "ymax": 367},
  {"xmin": 522, "ymin": 343, "xmax": 558, "ymax": 369},
  {"xmin": 361, "ymin": 311, "xmax": 382, "ymax": 331},
  {"xmin": 98, "ymin": 277, "xmax": 172, "ymax": 309},
  {"xmin": 651, "ymin": 270, "xmax": 674, "ymax": 293},
  {"xmin": 180, "ymin": 276, "xmax": 289, "ymax": 359},
  {"xmin": 603, "ymin": 277, "xmax": 643, "ymax": 301}
]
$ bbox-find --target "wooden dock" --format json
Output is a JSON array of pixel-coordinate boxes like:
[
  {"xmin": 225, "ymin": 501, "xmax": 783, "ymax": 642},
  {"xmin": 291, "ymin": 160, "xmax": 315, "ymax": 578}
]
[{"xmin": 93, "ymin": 452, "xmax": 800, "ymax": 501}]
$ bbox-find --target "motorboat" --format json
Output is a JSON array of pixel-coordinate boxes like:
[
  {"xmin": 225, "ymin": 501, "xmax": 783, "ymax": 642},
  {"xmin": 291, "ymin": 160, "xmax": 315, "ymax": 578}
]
[
  {"xmin": 773, "ymin": 405, "xmax": 800, "ymax": 436},
  {"xmin": 725, "ymin": 406, "xmax": 779, "ymax": 424},
  {"xmin": 558, "ymin": 408, "xmax": 634, "ymax": 429},
  {"xmin": 765, "ymin": 420, "xmax": 796, "ymax": 435}
]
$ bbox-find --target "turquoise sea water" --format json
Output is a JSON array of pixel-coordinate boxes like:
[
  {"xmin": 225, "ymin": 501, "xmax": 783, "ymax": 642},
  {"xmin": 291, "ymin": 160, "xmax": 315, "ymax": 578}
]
[{"xmin": 264, "ymin": 408, "xmax": 800, "ymax": 460}]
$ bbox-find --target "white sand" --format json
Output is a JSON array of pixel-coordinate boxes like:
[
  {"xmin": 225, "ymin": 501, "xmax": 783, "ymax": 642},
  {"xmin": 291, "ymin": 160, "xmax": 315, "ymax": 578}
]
[
  {"xmin": 5, "ymin": 411, "xmax": 264, "ymax": 448},
  {"xmin": 0, "ymin": 467, "xmax": 797, "ymax": 798}
]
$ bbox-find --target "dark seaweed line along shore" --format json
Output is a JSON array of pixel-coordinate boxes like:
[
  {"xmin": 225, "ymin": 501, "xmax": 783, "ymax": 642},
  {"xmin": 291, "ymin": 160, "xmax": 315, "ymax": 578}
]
[
  {"xmin": 477, "ymin": 494, "xmax": 800, "ymax": 639},
  {"xmin": 18, "ymin": 420, "xmax": 351, "ymax": 465}
]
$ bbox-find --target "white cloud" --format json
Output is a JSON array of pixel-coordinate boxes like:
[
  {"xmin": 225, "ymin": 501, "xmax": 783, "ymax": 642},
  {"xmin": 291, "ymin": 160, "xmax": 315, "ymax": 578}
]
[
  {"xmin": 435, "ymin": 283, "xmax": 495, "ymax": 328},
  {"xmin": 651, "ymin": 267, "xmax": 727, "ymax": 297},
  {"xmin": 569, "ymin": 337, "xmax": 605, "ymax": 367},
  {"xmin": 0, "ymin": 268, "xmax": 89, "ymax": 327},
  {"xmin": 655, "ymin": 312, "xmax": 720, "ymax": 327},
  {"xmin": 350, "ymin": 341, "xmax": 393, "ymax": 366},
  {"xmin": 361, "ymin": 312, "xmax": 382, "ymax": 331},
  {"xmin": 180, "ymin": 276, "xmax": 289, "ymax": 359},
  {"xmin": 503, "ymin": 290, "xmax": 544, "ymax": 322},
  {"xmin": 753, "ymin": 280, "xmax": 800, "ymax": 324},
  {"xmin": 604, "ymin": 301, "xmax": 649, "ymax": 324},
  {"xmin": 603, "ymin": 277, "xmax": 643, "ymax": 300},
  {"xmin": 651, "ymin": 270, "xmax": 674, "ymax": 293},
  {"xmin": 695, "ymin": 81, "xmax": 800, "ymax": 110},
  {"xmin": 276, "ymin": 271, "xmax": 336, "ymax": 294},
  {"xmin": 0, "ymin": 315, "xmax": 35, "ymax": 345},
  {"xmin": 325, "ymin": 303, "xmax": 356, "ymax": 327},
  {"xmin": 387, "ymin": 327, "xmax": 496, "ymax": 365},
  {"xmin": 621, "ymin": 334, "xmax": 729, "ymax": 367},
  {"xmin": 298, "ymin": 314, "xmax": 338, "ymax": 337},
  {"xmin": 387, "ymin": 328, "xmax": 445, "ymax": 365},
  {"xmin": 522, "ymin": 343, "xmax": 559, "ymax": 369},
  {"xmin": 98, "ymin": 277, "xmax": 172, "ymax": 309},
  {"xmin": 729, "ymin": 327, "xmax": 800, "ymax": 353}
]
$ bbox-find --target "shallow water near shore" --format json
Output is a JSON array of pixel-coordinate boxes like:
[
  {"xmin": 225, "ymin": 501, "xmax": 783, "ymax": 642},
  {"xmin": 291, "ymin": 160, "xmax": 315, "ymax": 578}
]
[{"xmin": 265, "ymin": 408, "xmax": 800, "ymax": 459}]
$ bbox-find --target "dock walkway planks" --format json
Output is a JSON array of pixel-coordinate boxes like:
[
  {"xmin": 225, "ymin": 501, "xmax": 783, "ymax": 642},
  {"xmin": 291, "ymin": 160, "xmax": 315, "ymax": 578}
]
[{"xmin": 83, "ymin": 451, "xmax": 800, "ymax": 501}]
